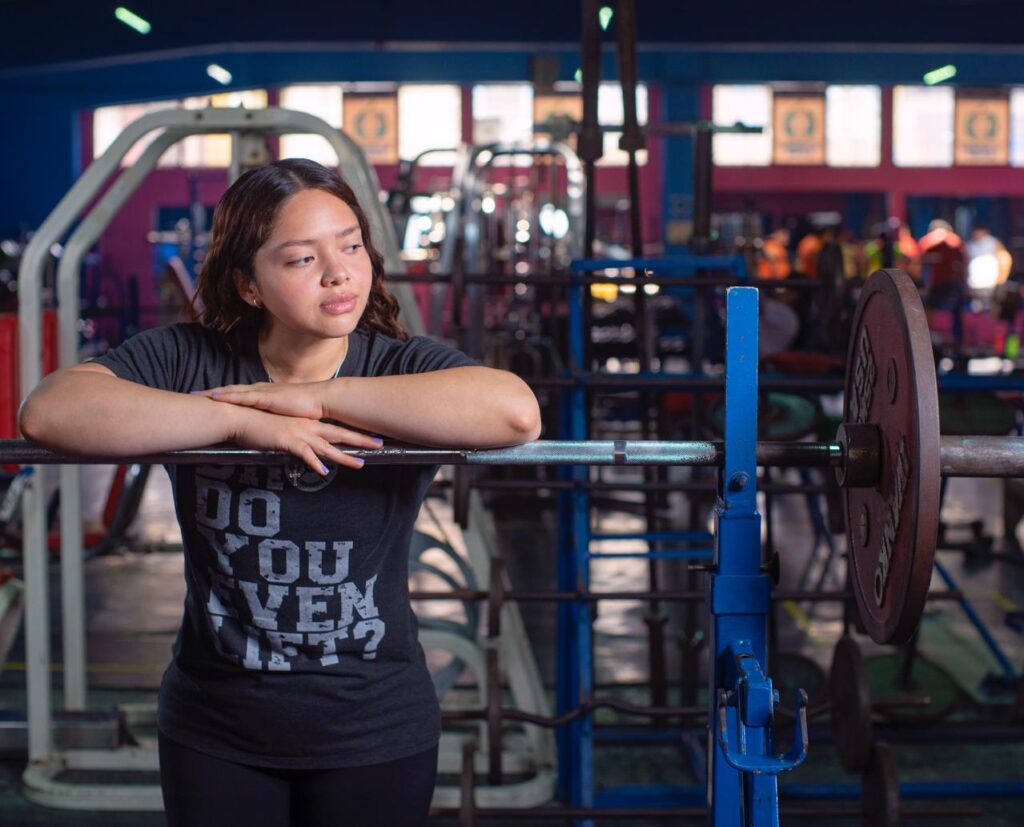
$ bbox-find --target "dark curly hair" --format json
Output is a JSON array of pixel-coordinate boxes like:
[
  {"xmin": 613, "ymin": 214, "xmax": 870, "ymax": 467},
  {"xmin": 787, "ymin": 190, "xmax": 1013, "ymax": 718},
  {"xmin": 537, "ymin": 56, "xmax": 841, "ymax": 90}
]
[{"xmin": 194, "ymin": 158, "xmax": 407, "ymax": 340}]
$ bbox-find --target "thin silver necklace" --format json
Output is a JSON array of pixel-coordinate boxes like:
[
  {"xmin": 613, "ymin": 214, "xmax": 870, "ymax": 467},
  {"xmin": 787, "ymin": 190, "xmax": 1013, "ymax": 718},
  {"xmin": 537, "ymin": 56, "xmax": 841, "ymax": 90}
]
[
  {"xmin": 263, "ymin": 341, "xmax": 347, "ymax": 384},
  {"xmin": 268, "ymin": 361, "xmax": 344, "ymax": 384}
]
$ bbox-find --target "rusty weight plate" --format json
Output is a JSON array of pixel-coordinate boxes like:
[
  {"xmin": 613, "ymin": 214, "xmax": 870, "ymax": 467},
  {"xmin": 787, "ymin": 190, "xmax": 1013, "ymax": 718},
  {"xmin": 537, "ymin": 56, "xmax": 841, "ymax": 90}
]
[
  {"xmin": 861, "ymin": 742, "xmax": 900, "ymax": 827},
  {"xmin": 843, "ymin": 270, "xmax": 941, "ymax": 645},
  {"xmin": 830, "ymin": 636, "xmax": 874, "ymax": 774}
]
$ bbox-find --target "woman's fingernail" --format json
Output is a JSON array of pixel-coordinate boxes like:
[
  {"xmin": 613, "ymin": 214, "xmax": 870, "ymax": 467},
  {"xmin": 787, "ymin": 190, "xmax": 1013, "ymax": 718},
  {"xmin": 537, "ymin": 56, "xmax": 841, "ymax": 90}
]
[
  {"xmin": 321, "ymin": 463, "xmax": 331, "ymax": 475},
  {"xmin": 371, "ymin": 437, "xmax": 384, "ymax": 446},
  {"xmin": 354, "ymin": 457, "xmax": 365, "ymax": 467},
  {"xmin": 211, "ymin": 391, "xmax": 220, "ymax": 397}
]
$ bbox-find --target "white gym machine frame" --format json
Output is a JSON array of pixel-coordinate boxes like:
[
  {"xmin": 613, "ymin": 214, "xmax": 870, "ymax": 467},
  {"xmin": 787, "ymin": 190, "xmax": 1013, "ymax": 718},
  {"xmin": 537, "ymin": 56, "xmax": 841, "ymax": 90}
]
[{"xmin": 17, "ymin": 106, "xmax": 555, "ymax": 809}]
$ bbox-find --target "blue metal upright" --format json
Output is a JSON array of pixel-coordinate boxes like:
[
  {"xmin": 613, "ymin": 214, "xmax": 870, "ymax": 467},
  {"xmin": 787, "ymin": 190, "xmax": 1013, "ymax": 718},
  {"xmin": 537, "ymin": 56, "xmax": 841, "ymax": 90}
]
[
  {"xmin": 555, "ymin": 269, "xmax": 594, "ymax": 813},
  {"xmin": 707, "ymin": 287, "xmax": 807, "ymax": 827}
]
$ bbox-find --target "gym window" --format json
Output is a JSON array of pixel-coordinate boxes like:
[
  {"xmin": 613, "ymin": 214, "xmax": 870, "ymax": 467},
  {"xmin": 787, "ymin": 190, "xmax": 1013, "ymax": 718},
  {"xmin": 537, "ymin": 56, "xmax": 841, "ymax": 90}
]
[
  {"xmin": 92, "ymin": 100, "xmax": 182, "ymax": 168},
  {"xmin": 397, "ymin": 85, "xmax": 462, "ymax": 166},
  {"xmin": 279, "ymin": 84, "xmax": 345, "ymax": 167},
  {"xmin": 91, "ymin": 90, "xmax": 269, "ymax": 168},
  {"xmin": 597, "ymin": 82, "xmax": 648, "ymax": 167},
  {"xmin": 713, "ymin": 83, "xmax": 882, "ymax": 167},
  {"xmin": 527, "ymin": 81, "xmax": 647, "ymax": 166},
  {"xmin": 825, "ymin": 85, "xmax": 881, "ymax": 167},
  {"xmin": 472, "ymin": 84, "xmax": 534, "ymax": 147},
  {"xmin": 1011, "ymin": 89, "xmax": 1024, "ymax": 167},
  {"xmin": 892, "ymin": 85, "xmax": 955, "ymax": 167},
  {"xmin": 712, "ymin": 84, "xmax": 773, "ymax": 166}
]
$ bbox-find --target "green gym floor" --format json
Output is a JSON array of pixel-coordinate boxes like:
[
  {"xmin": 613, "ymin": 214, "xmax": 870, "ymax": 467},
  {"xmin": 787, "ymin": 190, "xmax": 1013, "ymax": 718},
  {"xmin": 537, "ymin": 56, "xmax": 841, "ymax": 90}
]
[{"xmin": 1, "ymin": 464, "xmax": 1023, "ymax": 826}]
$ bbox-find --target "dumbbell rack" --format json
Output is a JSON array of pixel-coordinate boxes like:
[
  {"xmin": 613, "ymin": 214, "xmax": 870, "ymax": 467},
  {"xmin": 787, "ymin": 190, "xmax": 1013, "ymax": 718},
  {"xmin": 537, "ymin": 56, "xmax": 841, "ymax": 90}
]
[
  {"xmin": 557, "ymin": 274, "xmax": 808, "ymax": 825},
  {"xmin": 554, "ymin": 255, "xmax": 725, "ymax": 809}
]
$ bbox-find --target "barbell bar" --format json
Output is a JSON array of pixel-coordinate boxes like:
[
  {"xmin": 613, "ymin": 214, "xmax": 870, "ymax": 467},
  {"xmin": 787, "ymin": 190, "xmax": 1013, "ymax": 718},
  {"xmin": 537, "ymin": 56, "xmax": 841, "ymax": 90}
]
[
  {"xmin": 0, "ymin": 435, "xmax": 1018, "ymax": 476},
  {"xmin": 2, "ymin": 269, "xmax": 1020, "ymax": 646}
]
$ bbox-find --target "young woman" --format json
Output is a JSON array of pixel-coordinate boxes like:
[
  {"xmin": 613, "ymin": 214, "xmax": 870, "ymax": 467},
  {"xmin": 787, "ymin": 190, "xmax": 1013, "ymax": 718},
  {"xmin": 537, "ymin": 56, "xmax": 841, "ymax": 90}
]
[{"xmin": 19, "ymin": 158, "xmax": 542, "ymax": 827}]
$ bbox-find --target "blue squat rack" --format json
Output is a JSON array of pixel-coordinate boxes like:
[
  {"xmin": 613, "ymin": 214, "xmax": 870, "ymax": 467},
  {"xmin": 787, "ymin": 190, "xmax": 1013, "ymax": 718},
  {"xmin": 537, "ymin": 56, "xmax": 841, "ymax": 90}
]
[{"xmin": 552, "ymin": 261, "xmax": 1024, "ymax": 823}]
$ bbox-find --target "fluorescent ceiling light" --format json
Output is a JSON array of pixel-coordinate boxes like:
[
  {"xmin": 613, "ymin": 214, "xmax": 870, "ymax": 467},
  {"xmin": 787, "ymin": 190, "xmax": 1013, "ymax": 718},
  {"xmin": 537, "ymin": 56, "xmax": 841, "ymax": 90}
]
[
  {"xmin": 923, "ymin": 64, "xmax": 957, "ymax": 85},
  {"xmin": 207, "ymin": 64, "xmax": 233, "ymax": 85},
  {"xmin": 114, "ymin": 7, "xmax": 151, "ymax": 35}
]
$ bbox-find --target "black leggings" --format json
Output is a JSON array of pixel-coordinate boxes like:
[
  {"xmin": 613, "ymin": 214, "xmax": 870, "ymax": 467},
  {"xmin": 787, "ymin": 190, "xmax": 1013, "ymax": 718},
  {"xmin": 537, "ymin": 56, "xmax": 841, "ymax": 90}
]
[{"xmin": 158, "ymin": 732, "xmax": 438, "ymax": 827}]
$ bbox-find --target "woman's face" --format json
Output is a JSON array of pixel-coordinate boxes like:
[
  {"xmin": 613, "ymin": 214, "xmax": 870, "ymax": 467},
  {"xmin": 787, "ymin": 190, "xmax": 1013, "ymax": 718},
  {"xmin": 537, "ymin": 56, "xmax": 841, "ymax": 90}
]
[{"xmin": 243, "ymin": 188, "xmax": 374, "ymax": 341}]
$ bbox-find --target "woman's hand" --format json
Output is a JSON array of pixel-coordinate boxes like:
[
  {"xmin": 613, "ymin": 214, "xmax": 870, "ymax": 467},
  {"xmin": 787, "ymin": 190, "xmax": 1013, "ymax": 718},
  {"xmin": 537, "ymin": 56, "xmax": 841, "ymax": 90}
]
[
  {"xmin": 197, "ymin": 381, "xmax": 327, "ymax": 421},
  {"xmin": 227, "ymin": 405, "xmax": 382, "ymax": 475}
]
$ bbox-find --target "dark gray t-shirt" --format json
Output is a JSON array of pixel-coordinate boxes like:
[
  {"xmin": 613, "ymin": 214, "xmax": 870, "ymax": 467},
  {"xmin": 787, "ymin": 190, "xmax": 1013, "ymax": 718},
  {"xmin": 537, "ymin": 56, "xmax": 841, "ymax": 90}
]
[{"xmin": 93, "ymin": 322, "xmax": 477, "ymax": 768}]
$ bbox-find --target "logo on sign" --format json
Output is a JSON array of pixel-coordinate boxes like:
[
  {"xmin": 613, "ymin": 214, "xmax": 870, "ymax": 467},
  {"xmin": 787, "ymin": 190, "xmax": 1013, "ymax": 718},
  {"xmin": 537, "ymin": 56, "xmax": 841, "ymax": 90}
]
[
  {"xmin": 784, "ymin": 109, "xmax": 817, "ymax": 139},
  {"xmin": 965, "ymin": 111, "xmax": 998, "ymax": 140},
  {"xmin": 354, "ymin": 110, "xmax": 388, "ymax": 140},
  {"xmin": 955, "ymin": 96, "xmax": 1008, "ymax": 165}
]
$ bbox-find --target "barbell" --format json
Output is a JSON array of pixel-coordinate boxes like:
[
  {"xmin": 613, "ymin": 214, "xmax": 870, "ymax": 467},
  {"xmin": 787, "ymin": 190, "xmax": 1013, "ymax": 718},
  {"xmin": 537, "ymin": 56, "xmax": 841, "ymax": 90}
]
[{"xmin": 2, "ymin": 269, "xmax": 1021, "ymax": 645}]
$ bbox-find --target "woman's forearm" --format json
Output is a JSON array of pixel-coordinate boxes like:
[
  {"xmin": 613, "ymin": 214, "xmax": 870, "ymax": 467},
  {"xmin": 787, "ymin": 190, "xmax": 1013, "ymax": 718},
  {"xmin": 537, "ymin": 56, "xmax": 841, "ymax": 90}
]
[
  {"xmin": 19, "ymin": 368, "xmax": 241, "ymax": 456},
  {"xmin": 320, "ymin": 366, "xmax": 541, "ymax": 447}
]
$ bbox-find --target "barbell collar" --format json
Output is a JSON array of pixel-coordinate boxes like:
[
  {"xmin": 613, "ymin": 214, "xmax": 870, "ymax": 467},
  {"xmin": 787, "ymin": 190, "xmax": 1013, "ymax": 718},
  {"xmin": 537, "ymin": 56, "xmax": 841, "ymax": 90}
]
[
  {"xmin": 831, "ymin": 435, "xmax": 1024, "ymax": 481},
  {"xmin": 835, "ymin": 423, "xmax": 882, "ymax": 488}
]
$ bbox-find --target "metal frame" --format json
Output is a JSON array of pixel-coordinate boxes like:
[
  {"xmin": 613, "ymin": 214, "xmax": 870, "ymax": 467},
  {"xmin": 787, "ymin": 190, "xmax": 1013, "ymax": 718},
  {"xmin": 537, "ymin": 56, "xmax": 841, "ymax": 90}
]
[
  {"xmin": 554, "ymin": 249, "xmax": 771, "ymax": 823},
  {"xmin": 391, "ymin": 138, "xmax": 585, "ymax": 343},
  {"xmin": 11, "ymin": 284, "xmax": 1022, "ymax": 821},
  {"xmin": 707, "ymin": 288, "xmax": 808, "ymax": 826},
  {"xmin": 460, "ymin": 140, "xmax": 585, "ymax": 358},
  {"xmin": 19, "ymin": 105, "xmax": 422, "ymax": 741},
  {"xmin": 461, "ymin": 140, "xmax": 585, "ymax": 269},
  {"xmin": 547, "ymin": 286, "xmax": 810, "ymax": 826},
  {"xmin": 0, "ymin": 575, "xmax": 24, "ymax": 675},
  {"xmin": 562, "ymin": 251, "xmax": 593, "ymax": 809},
  {"xmin": 10, "ymin": 287, "xmax": 813, "ymax": 825}
]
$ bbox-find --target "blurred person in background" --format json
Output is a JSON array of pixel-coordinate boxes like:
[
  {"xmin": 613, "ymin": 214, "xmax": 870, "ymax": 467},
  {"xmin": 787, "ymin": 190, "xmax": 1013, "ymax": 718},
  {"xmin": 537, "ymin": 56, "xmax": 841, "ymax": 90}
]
[
  {"xmin": 756, "ymin": 227, "xmax": 792, "ymax": 280},
  {"xmin": 966, "ymin": 225, "xmax": 1013, "ymax": 301},
  {"xmin": 861, "ymin": 219, "xmax": 921, "ymax": 281},
  {"xmin": 919, "ymin": 219, "xmax": 968, "ymax": 310}
]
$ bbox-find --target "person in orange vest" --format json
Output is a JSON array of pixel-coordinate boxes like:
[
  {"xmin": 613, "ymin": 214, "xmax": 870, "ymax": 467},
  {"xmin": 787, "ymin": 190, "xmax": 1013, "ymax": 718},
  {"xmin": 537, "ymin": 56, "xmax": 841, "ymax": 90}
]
[
  {"xmin": 795, "ymin": 227, "xmax": 823, "ymax": 278},
  {"xmin": 861, "ymin": 220, "xmax": 921, "ymax": 282},
  {"xmin": 896, "ymin": 223, "xmax": 922, "ymax": 280},
  {"xmin": 756, "ymin": 228, "xmax": 792, "ymax": 280}
]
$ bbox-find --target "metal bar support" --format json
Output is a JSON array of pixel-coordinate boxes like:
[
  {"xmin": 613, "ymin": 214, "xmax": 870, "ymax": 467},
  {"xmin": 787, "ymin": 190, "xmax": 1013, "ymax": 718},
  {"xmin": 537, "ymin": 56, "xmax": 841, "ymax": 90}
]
[
  {"xmin": 5, "ymin": 438, "xmax": 1022, "ymax": 479},
  {"xmin": 708, "ymin": 287, "xmax": 789, "ymax": 827}
]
